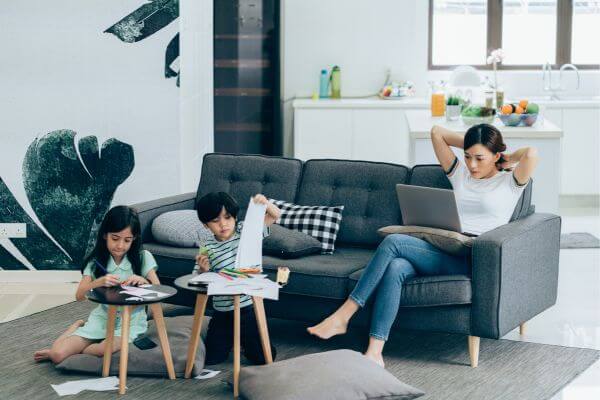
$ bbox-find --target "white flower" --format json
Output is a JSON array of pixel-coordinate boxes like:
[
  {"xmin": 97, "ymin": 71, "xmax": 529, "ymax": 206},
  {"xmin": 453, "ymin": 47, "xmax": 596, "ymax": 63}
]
[{"xmin": 487, "ymin": 48, "xmax": 505, "ymax": 64}]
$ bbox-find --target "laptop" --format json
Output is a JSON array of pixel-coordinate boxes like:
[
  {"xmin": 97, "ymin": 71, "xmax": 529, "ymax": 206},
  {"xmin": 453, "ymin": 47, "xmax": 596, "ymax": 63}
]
[{"xmin": 396, "ymin": 184, "xmax": 466, "ymax": 234}]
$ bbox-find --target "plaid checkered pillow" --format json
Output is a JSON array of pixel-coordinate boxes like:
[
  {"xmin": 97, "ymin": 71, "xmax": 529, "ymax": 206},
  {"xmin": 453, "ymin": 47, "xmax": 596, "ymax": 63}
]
[{"xmin": 270, "ymin": 199, "xmax": 344, "ymax": 254}]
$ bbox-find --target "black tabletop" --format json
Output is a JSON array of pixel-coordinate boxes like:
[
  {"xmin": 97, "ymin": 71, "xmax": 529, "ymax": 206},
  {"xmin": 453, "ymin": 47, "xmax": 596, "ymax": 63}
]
[
  {"xmin": 174, "ymin": 274, "xmax": 208, "ymax": 294},
  {"xmin": 86, "ymin": 284, "xmax": 177, "ymax": 306}
]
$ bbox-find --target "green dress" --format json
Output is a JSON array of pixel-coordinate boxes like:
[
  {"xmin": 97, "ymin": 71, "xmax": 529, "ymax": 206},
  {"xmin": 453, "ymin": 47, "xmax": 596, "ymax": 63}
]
[{"xmin": 73, "ymin": 250, "xmax": 158, "ymax": 342}]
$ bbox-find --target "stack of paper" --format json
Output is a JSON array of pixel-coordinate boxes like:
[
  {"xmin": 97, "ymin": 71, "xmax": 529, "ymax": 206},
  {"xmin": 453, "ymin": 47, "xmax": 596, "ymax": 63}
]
[
  {"xmin": 119, "ymin": 285, "xmax": 169, "ymax": 301},
  {"xmin": 207, "ymin": 276, "xmax": 280, "ymax": 300}
]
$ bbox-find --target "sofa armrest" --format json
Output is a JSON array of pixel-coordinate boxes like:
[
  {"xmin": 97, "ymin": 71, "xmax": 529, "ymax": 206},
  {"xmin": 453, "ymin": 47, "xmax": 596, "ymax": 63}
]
[
  {"xmin": 470, "ymin": 213, "xmax": 561, "ymax": 339},
  {"xmin": 130, "ymin": 192, "xmax": 196, "ymax": 243}
]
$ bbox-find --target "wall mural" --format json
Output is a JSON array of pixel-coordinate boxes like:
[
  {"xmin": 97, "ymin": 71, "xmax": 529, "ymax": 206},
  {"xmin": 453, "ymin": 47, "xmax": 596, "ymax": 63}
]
[
  {"xmin": 105, "ymin": 0, "xmax": 180, "ymax": 85},
  {"xmin": 0, "ymin": 0, "xmax": 179, "ymax": 270},
  {"xmin": 0, "ymin": 131, "xmax": 134, "ymax": 270}
]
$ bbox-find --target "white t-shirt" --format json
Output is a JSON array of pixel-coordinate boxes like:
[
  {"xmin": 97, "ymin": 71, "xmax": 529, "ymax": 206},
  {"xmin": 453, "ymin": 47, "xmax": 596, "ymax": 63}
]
[{"xmin": 447, "ymin": 158, "xmax": 529, "ymax": 236}]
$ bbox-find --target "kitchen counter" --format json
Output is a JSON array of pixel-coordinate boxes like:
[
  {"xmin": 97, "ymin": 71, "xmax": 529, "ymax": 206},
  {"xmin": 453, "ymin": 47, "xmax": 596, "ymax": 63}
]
[
  {"xmin": 293, "ymin": 96, "xmax": 600, "ymax": 110},
  {"xmin": 405, "ymin": 110, "xmax": 562, "ymax": 139}
]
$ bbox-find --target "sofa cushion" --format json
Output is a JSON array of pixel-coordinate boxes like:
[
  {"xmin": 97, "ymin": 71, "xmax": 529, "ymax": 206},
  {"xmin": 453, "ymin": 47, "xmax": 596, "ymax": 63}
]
[
  {"xmin": 409, "ymin": 164, "xmax": 532, "ymax": 222},
  {"xmin": 263, "ymin": 247, "xmax": 375, "ymax": 300},
  {"xmin": 296, "ymin": 159, "xmax": 409, "ymax": 247},
  {"xmin": 263, "ymin": 224, "xmax": 322, "ymax": 259},
  {"xmin": 239, "ymin": 350, "xmax": 424, "ymax": 400},
  {"xmin": 377, "ymin": 225, "xmax": 473, "ymax": 257},
  {"xmin": 151, "ymin": 210, "xmax": 213, "ymax": 248},
  {"xmin": 348, "ymin": 270, "xmax": 472, "ymax": 307},
  {"xmin": 144, "ymin": 242, "xmax": 197, "ymax": 279},
  {"xmin": 271, "ymin": 199, "xmax": 344, "ymax": 254},
  {"xmin": 196, "ymin": 153, "xmax": 302, "ymax": 219}
]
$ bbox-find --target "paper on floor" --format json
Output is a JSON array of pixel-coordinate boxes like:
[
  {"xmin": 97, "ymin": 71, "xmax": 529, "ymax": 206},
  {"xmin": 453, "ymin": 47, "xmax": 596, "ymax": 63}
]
[
  {"xmin": 194, "ymin": 369, "xmax": 221, "ymax": 380},
  {"xmin": 51, "ymin": 377, "xmax": 120, "ymax": 396}
]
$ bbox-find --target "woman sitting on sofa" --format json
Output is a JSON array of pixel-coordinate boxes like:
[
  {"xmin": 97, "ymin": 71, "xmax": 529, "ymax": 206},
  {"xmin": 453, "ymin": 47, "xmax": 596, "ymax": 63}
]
[{"xmin": 307, "ymin": 123, "xmax": 539, "ymax": 367}]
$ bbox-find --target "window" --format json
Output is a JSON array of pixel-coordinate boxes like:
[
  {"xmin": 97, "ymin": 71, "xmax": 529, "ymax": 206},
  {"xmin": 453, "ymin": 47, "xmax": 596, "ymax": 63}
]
[
  {"xmin": 571, "ymin": 1, "xmax": 600, "ymax": 65},
  {"xmin": 429, "ymin": 0, "xmax": 600, "ymax": 69}
]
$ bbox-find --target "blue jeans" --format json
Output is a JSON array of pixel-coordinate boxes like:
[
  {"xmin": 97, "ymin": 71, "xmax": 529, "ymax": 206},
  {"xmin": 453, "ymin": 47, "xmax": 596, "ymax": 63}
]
[{"xmin": 349, "ymin": 234, "xmax": 469, "ymax": 341}]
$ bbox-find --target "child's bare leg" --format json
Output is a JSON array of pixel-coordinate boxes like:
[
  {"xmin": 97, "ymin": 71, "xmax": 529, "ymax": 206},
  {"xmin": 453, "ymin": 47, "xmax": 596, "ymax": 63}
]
[
  {"xmin": 307, "ymin": 298, "xmax": 360, "ymax": 339},
  {"xmin": 36, "ymin": 335, "xmax": 92, "ymax": 364},
  {"xmin": 82, "ymin": 337, "xmax": 122, "ymax": 357},
  {"xmin": 34, "ymin": 320, "xmax": 85, "ymax": 362}
]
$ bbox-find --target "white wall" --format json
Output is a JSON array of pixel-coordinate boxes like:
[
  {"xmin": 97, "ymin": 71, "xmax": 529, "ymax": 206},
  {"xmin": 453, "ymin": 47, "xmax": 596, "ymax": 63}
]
[
  {"xmin": 281, "ymin": 0, "xmax": 600, "ymax": 156},
  {"xmin": 0, "ymin": 0, "xmax": 181, "ymax": 208}
]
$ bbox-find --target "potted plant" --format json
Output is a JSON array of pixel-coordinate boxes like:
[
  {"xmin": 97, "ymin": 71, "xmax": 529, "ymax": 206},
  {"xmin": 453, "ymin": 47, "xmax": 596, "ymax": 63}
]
[{"xmin": 446, "ymin": 95, "xmax": 463, "ymax": 121}]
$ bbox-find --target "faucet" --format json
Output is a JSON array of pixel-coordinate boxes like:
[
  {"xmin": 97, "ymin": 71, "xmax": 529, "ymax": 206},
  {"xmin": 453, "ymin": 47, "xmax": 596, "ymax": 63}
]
[
  {"xmin": 559, "ymin": 64, "xmax": 580, "ymax": 91},
  {"xmin": 542, "ymin": 62, "xmax": 580, "ymax": 100}
]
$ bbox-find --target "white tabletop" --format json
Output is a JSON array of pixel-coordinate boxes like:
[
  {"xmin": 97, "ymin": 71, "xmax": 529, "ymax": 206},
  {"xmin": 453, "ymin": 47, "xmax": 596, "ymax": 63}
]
[{"xmin": 405, "ymin": 110, "xmax": 562, "ymax": 139}]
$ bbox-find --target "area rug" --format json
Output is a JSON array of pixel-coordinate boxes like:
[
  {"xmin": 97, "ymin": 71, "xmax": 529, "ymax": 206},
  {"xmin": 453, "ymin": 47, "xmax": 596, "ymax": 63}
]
[
  {"xmin": 560, "ymin": 232, "xmax": 600, "ymax": 249},
  {"xmin": 1, "ymin": 301, "xmax": 598, "ymax": 400}
]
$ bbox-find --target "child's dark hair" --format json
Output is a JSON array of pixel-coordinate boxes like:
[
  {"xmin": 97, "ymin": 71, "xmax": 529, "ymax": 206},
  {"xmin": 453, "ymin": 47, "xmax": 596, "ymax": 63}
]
[
  {"xmin": 196, "ymin": 192, "xmax": 239, "ymax": 224},
  {"xmin": 464, "ymin": 123, "xmax": 509, "ymax": 171},
  {"xmin": 81, "ymin": 206, "xmax": 143, "ymax": 278}
]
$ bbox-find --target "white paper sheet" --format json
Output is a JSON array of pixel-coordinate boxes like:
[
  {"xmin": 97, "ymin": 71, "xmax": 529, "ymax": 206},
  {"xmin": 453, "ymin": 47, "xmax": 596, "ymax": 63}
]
[
  {"xmin": 207, "ymin": 276, "xmax": 280, "ymax": 300},
  {"xmin": 194, "ymin": 369, "xmax": 221, "ymax": 380},
  {"xmin": 51, "ymin": 377, "xmax": 120, "ymax": 396},
  {"xmin": 119, "ymin": 285, "xmax": 169, "ymax": 298},
  {"xmin": 189, "ymin": 272, "xmax": 227, "ymax": 284},
  {"xmin": 235, "ymin": 199, "xmax": 266, "ymax": 269}
]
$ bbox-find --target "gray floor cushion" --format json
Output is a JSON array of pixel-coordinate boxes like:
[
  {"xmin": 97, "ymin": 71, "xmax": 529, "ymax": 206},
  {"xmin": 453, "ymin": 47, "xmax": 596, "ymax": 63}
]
[
  {"xmin": 56, "ymin": 315, "xmax": 210, "ymax": 378},
  {"xmin": 239, "ymin": 349, "xmax": 424, "ymax": 400}
]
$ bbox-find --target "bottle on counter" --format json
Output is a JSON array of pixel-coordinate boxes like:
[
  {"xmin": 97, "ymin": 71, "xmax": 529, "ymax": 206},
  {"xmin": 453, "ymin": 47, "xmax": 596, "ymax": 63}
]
[
  {"xmin": 330, "ymin": 66, "xmax": 341, "ymax": 99},
  {"xmin": 430, "ymin": 81, "xmax": 446, "ymax": 117},
  {"xmin": 319, "ymin": 69, "xmax": 329, "ymax": 98}
]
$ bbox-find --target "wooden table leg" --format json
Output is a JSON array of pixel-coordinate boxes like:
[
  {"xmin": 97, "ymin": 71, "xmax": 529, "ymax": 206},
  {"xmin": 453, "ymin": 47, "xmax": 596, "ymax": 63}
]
[
  {"xmin": 119, "ymin": 306, "xmax": 131, "ymax": 395},
  {"xmin": 233, "ymin": 295, "xmax": 241, "ymax": 399},
  {"xmin": 150, "ymin": 303, "xmax": 176, "ymax": 379},
  {"xmin": 252, "ymin": 297, "xmax": 273, "ymax": 364},
  {"xmin": 102, "ymin": 306, "xmax": 117, "ymax": 377},
  {"xmin": 184, "ymin": 294, "xmax": 208, "ymax": 379}
]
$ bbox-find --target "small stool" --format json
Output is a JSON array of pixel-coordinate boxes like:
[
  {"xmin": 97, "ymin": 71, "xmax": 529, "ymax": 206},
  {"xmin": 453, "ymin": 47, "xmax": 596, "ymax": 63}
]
[
  {"xmin": 86, "ymin": 285, "xmax": 178, "ymax": 395},
  {"xmin": 175, "ymin": 274, "xmax": 274, "ymax": 399}
]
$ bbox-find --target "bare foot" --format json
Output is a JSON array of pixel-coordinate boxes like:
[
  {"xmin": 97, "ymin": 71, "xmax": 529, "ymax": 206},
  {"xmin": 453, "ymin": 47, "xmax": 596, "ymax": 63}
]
[
  {"xmin": 306, "ymin": 315, "xmax": 348, "ymax": 339},
  {"xmin": 33, "ymin": 349, "xmax": 52, "ymax": 362},
  {"xmin": 364, "ymin": 352, "xmax": 385, "ymax": 368}
]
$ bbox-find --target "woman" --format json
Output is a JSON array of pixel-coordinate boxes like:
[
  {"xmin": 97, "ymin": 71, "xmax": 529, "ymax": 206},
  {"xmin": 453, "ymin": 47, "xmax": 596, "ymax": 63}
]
[{"xmin": 307, "ymin": 123, "xmax": 539, "ymax": 367}]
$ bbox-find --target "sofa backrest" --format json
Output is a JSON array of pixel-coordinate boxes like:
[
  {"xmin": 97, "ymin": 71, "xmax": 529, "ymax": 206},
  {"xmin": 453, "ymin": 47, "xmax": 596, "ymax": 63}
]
[
  {"xmin": 296, "ymin": 159, "xmax": 410, "ymax": 247},
  {"xmin": 409, "ymin": 164, "xmax": 533, "ymax": 221},
  {"xmin": 196, "ymin": 153, "xmax": 303, "ymax": 217}
]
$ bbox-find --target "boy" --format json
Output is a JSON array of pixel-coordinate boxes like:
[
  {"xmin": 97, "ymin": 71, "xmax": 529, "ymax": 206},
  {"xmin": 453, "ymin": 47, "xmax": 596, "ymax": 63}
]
[{"xmin": 195, "ymin": 192, "xmax": 280, "ymax": 365}]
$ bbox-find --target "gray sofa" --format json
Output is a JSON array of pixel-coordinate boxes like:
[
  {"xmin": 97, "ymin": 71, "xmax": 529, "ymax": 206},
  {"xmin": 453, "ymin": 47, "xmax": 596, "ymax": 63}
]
[{"xmin": 132, "ymin": 153, "xmax": 561, "ymax": 367}]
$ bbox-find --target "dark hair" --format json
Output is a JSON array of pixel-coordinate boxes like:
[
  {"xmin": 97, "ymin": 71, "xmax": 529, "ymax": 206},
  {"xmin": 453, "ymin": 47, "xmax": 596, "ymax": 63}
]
[
  {"xmin": 81, "ymin": 206, "xmax": 143, "ymax": 278},
  {"xmin": 464, "ymin": 123, "xmax": 508, "ymax": 171},
  {"xmin": 196, "ymin": 192, "xmax": 239, "ymax": 224}
]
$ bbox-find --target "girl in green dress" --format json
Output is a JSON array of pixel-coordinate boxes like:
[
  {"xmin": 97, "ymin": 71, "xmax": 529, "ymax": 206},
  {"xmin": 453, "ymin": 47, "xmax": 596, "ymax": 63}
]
[{"xmin": 34, "ymin": 206, "xmax": 160, "ymax": 363}]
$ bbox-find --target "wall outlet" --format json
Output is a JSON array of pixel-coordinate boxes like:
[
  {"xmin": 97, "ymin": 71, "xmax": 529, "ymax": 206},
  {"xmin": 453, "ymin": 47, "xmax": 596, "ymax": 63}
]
[{"xmin": 0, "ymin": 223, "xmax": 27, "ymax": 239}]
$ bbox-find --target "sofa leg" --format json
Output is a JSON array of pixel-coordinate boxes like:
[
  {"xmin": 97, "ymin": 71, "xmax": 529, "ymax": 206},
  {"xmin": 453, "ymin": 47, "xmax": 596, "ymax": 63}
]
[
  {"xmin": 519, "ymin": 322, "xmax": 526, "ymax": 335},
  {"xmin": 468, "ymin": 336, "xmax": 480, "ymax": 368}
]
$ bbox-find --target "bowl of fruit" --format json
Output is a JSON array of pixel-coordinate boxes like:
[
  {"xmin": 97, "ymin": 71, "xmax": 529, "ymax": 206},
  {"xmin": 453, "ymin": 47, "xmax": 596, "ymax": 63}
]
[
  {"xmin": 460, "ymin": 105, "xmax": 496, "ymax": 125},
  {"xmin": 499, "ymin": 100, "xmax": 539, "ymax": 127}
]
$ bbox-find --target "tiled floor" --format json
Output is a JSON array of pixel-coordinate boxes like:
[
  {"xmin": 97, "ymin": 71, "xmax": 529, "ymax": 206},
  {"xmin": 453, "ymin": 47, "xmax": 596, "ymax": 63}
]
[{"xmin": 0, "ymin": 209, "xmax": 598, "ymax": 399}]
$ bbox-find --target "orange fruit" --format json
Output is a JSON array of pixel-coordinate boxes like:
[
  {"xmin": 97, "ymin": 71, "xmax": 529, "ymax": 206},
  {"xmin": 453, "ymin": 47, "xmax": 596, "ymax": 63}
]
[
  {"xmin": 501, "ymin": 104, "xmax": 512, "ymax": 115},
  {"xmin": 515, "ymin": 105, "xmax": 524, "ymax": 114},
  {"xmin": 519, "ymin": 100, "xmax": 528, "ymax": 109}
]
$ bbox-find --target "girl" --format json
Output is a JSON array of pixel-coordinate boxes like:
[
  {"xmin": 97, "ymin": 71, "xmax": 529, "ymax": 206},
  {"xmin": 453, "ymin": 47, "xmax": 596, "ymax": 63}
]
[
  {"xmin": 34, "ymin": 205, "xmax": 160, "ymax": 363},
  {"xmin": 308, "ymin": 123, "xmax": 539, "ymax": 368}
]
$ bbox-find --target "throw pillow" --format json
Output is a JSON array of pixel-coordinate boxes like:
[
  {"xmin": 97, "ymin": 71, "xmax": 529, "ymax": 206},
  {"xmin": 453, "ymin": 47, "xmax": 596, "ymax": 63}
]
[
  {"xmin": 263, "ymin": 224, "xmax": 322, "ymax": 259},
  {"xmin": 270, "ymin": 199, "xmax": 344, "ymax": 254},
  {"xmin": 378, "ymin": 225, "xmax": 475, "ymax": 257},
  {"xmin": 151, "ymin": 210, "xmax": 213, "ymax": 248},
  {"xmin": 239, "ymin": 349, "xmax": 425, "ymax": 400}
]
